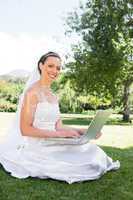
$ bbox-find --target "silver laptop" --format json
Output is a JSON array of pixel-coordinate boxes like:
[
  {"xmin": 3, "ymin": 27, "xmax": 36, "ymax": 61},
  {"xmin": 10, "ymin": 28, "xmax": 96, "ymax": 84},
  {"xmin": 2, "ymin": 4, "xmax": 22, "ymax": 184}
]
[{"xmin": 44, "ymin": 109, "xmax": 112, "ymax": 145}]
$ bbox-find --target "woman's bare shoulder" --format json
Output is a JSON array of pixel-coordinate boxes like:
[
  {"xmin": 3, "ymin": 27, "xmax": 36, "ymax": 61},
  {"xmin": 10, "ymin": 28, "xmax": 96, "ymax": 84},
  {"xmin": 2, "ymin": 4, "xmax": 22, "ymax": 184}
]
[{"xmin": 24, "ymin": 82, "xmax": 39, "ymax": 102}]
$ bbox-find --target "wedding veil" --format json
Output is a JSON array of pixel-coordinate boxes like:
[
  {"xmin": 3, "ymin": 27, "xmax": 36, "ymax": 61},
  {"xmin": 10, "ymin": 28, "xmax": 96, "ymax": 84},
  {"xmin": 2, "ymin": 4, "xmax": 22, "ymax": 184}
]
[{"xmin": 0, "ymin": 67, "xmax": 41, "ymax": 152}]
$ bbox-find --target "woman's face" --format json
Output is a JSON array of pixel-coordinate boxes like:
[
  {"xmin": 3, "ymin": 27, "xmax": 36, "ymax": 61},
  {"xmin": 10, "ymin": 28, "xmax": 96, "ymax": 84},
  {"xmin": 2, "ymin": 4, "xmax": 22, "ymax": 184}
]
[{"xmin": 39, "ymin": 56, "xmax": 61, "ymax": 82}]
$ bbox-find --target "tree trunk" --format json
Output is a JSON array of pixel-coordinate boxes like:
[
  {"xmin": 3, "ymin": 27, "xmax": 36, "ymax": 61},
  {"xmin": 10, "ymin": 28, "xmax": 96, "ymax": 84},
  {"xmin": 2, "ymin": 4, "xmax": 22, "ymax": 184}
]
[{"xmin": 122, "ymin": 80, "xmax": 132, "ymax": 122}]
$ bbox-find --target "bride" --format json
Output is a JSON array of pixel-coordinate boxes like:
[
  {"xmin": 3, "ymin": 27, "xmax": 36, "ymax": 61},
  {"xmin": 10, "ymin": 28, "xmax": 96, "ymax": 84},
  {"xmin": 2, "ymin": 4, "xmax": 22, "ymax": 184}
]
[{"xmin": 0, "ymin": 51, "xmax": 120, "ymax": 184}]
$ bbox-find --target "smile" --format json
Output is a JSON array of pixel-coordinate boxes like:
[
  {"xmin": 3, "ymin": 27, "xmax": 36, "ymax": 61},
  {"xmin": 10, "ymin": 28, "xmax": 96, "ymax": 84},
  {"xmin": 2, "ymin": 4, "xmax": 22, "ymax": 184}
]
[{"xmin": 49, "ymin": 74, "xmax": 57, "ymax": 79}]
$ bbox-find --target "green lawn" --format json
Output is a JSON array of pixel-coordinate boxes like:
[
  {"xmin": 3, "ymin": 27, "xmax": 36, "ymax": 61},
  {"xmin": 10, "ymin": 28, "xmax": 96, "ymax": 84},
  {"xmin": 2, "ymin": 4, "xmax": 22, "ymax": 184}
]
[
  {"xmin": 0, "ymin": 113, "xmax": 133, "ymax": 200},
  {"xmin": 62, "ymin": 113, "xmax": 133, "ymax": 126}
]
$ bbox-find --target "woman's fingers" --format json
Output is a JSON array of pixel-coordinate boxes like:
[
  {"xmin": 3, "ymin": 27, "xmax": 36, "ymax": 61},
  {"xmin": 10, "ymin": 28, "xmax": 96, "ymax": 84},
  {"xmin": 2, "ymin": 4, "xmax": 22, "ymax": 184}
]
[
  {"xmin": 78, "ymin": 128, "xmax": 86, "ymax": 135},
  {"xmin": 70, "ymin": 130, "xmax": 80, "ymax": 137},
  {"xmin": 56, "ymin": 129, "xmax": 82, "ymax": 138}
]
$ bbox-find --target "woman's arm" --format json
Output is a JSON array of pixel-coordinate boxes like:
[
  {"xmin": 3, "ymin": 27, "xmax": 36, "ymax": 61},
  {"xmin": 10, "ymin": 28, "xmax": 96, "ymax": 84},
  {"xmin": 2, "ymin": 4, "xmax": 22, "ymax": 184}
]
[
  {"xmin": 55, "ymin": 118, "xmax": 87, "ymax": 135},
  {"xmin": 20, "ymin": 90, "xmax": 80, "ymax": 138},
  {"xmin": 20, "ymin": 89, "xmax": 58, "ymax": 138}
]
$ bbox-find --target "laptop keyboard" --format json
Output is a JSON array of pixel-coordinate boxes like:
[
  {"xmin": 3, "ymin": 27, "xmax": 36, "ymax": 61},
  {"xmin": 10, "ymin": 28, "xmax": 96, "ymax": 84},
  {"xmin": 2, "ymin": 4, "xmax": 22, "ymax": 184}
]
[{"xmin": 44, "ymin": 134, "xmax": 88, "ymax": 145}]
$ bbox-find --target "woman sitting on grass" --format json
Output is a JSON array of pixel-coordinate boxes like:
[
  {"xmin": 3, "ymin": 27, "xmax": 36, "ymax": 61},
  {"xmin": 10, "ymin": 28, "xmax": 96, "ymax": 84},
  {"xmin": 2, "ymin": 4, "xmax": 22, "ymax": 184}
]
[{"xmin": 0, "ymin": 51, "xmax": 120, "ymax": 184}]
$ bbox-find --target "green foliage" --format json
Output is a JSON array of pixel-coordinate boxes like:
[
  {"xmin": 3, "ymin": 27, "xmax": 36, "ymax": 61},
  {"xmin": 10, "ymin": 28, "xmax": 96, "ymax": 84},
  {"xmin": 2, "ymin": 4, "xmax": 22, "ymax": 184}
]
[
  {"xmin": 0, "ymin": 80, "xmax": 24, "ymax": 112},
  {"xmin": 66, "ymin": 0, "xmax": 132, "ymax": 91},
  {"xmin": 0, "ymin": 73, "xmax": 132, "ymax": 114},
  {"xmin": 0, "ymin": 99, "xmax": 17, "ymax": 112},
  {"xmin": 65, "ymin": 0, "xmax": 133, "ymax": 119},
  {"xmin": 78, "ymin": 94, "xmax": 111, "ymax": 110},
  {"xmin": 51, "ymin": 73, "xmax": 112, "ymax": 113},
  {"xmin": 52, "ymin": 75, "xmax": 83, "ymax": 113}
]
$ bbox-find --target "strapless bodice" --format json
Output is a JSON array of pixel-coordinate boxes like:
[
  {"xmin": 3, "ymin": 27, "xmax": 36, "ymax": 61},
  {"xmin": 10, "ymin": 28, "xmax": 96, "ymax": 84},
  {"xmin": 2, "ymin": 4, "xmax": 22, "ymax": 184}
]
[{"xmin": 33, "ymin": 100, "xmax": 60, "ymax": 131}]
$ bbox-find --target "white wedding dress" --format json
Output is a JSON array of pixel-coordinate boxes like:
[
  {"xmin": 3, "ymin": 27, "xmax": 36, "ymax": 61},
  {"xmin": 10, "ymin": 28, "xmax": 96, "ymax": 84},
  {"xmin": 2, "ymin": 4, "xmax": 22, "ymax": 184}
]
[{"xmin": 0, "ymin": 90, "xmax": 120, "ymax": 184}]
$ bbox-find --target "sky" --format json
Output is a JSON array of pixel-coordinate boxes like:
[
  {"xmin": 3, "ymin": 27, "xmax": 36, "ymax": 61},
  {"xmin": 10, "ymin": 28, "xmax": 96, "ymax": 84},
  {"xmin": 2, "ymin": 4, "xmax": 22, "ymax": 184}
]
[{"xmin": 0, "ymin": 0, "xmax": 85, "ymax": 75}]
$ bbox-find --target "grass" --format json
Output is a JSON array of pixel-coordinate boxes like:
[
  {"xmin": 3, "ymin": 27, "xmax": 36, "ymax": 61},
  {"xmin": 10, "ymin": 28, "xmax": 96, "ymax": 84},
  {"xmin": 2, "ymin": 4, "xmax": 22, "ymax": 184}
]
[
  {"xmin": 0, "ymin": 146, "xmax": 133, "ymax": 200},
  {"xmin": 62, "ymin": 114, "xmax": 133, "ymax": 126}
]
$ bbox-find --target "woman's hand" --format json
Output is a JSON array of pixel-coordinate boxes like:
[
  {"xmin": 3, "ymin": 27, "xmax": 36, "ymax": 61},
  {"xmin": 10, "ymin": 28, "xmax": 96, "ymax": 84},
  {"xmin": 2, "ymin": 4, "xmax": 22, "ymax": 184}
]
[
  {"xmin": 77, "ymin": 128, "xmax": 87, "ymax": 135},
  {"xmin": 56, "ymin": 130, "xmax": 81, "ymax": 138},
  {"xmin": 76, "ymin": 129, "xmax": 103, "ymax": 140}
]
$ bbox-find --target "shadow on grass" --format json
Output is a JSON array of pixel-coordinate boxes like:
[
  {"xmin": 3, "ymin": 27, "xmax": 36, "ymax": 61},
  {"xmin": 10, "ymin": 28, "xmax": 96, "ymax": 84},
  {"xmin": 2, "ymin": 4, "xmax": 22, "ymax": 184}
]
[
  {"xmin": 63, "ymin": 117, "xmax": 133, "ymax": 126},
  {"xmin": 0, "ymin": 146, "xmax": 133, "ymax": 200}
]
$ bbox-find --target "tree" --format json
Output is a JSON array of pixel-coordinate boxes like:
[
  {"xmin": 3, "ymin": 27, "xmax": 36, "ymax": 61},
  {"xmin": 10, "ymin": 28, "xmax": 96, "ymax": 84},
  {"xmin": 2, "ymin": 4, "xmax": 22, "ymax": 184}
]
[{"xmin": 66, "ymin": 0, "xmax": 133, "ymax": 121}]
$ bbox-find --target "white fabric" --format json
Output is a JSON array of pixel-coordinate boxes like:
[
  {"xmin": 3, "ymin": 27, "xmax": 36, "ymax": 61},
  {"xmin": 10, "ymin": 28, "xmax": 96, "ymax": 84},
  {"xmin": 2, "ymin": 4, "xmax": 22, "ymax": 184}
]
[
  {"xmin": 0, "ymin": 68, "xmax": 40, "ymax": 152},
  {"xmin": 0, "ymin": 67, "xmax": 120, "ymax": 184},
  {"xmin": 0, "ymin": 98, "xmax": 120, "ymax": 184}
]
